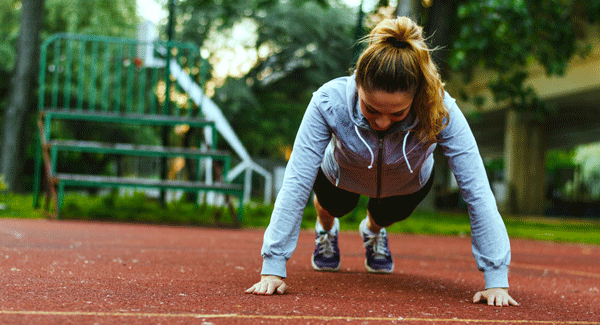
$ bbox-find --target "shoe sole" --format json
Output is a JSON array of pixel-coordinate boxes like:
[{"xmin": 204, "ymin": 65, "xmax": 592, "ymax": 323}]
[
  {"xmin": 311, "ymin": 255, "xmax": 340, "ymax": 272},
  {"xmin": 365, "ymin": 259, "xmax": 393, "ymax": 274}
]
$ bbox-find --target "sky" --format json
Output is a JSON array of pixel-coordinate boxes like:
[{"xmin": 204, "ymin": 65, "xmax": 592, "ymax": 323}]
[{"xmin": 137, "ymin": 0, "xmax": 167, "ymax": 24}]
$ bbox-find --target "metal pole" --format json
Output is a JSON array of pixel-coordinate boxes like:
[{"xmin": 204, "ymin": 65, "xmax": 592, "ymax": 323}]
[
  {"xmin": 165, "ymin": 0, "xmax": 175, "ymax": 115},
  {"xmin": 160, "ymin": 0, "xmax": 176, "ymax": 205}
]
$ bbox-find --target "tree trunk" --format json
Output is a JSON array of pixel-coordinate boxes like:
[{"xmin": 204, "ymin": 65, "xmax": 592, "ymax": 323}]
[
  {"xmin": 395, "ymin": 0, "xmax": 421, "ymax": 20},
  {"xmin": 503, "ymin": 109, "xmax": 547, "ymax": 215},
  {"xmin": 0, "ymin": 0, "xmax": 45, "ymax": 192},
  {"xmin": 423, "ymin": 0, "xmax": 459, "ymax": 78}
]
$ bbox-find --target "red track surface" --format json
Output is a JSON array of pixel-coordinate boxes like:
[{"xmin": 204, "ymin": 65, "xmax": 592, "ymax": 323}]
[{"xmin": 0, "ymin": 218, "xmax": 598, "ymax": 324}]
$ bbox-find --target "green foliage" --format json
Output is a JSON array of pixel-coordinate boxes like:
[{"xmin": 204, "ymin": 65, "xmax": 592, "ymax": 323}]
[
  {"xmin": 0, "ymin": 0, "xmax": 20, "ymax": 74},
  {"xmin": 215, "ymin": 76, "xmax": 315, "ymax": 157},
  {"xmin": 2, "ymin": 190, "xmax": 600, "ymax": 245},
  {"xmin": 59, "ymin": 191, "xmax": 317, "ymax": 228},
  {"xmin": 1, "ymin": 0, "xmax": 139, "ymax": 91},
  {"xmin": 450, "ymin": 0, "xmax": 598, "ymax": 113},
  {"xmin": 0, "ymin": 0, "xmax": 21, "ymax": 112},
  {"xmin": 175, "ymin": 0, "xmax": 355, "ymax": 159},
  {"xmin": 579, "ymin": 0, "xmax": 600, "ymax": 23},
  {"xmin": 4, "ymin": 192, "xmax": 600, "ymax": 245},
  {"xmin": 0, "ymin": 174, "xmax": 7, "ymax": 191},
  {"xmin": 0, "ymin": 192, "xmax": 44, "ymax": 218},
  {"xmin": 0, "ymin": 0, "xmax": 139, "ymax": 96},
  {"xmin": 484, "ymin": 158, "xmax": 504, "ymax": 173},
  {"xmin": 546, "ymin": 148, "xmax": 577, "ymax": 172},
  {"xmin": 175, "ymin": 0, "xmax": 330, "ymax": 48},
  {"xmin": 60, "ymin": 191, "xmax": 234, "ymax": 226},
  {"xmin": 43, "ymin": 0, "xmax": 138, "ymax": 37},
  {"xmin": 250, "ymin": 1, "xmax": 355, "ymax": 83}
]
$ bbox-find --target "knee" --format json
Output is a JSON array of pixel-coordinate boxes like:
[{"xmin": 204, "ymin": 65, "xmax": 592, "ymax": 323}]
[
  {"xmin": 367, "ymin": 202, "xmax": 414, "ymax": 228},
  {"xmin": 314, "ymin": 195, "xmax": 358, "ymax": 219},
  {"xmin": 368, "ymin": 213, "xmax": 395, "ymax": 228},
  {"xmin": 314, "ymin": 196, "xmax": 328, "ymax": 216}
]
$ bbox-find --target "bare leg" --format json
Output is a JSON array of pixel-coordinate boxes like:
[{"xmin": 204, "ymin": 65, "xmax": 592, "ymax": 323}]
[
  {"xmin": 366, "ymin": 210, "xmax": 383, "ymax": 233},
  {"xmin": 314, "ymin": 196, "xmax": 336, "ymax": 232}
]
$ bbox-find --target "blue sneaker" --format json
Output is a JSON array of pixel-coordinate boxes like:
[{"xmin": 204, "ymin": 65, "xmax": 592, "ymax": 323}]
[
  {"xmin": 311, "ymin": 230, "xmax": 341, "ymax": 272},
  {"xmin": 361, "ymin": 227, "xmax": 394, "ymax": 274}
]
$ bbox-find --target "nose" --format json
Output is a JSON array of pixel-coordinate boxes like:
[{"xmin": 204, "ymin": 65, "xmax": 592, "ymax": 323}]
[{"xmin": 374, "ymin": 116, "xmax": 391, "ymax": 130}]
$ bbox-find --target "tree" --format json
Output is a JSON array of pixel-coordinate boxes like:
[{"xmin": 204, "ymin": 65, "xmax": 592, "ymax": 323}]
[
  {"xmin": 171, "ymin": 0, "xmax": 355, "ymax": 159},
  {"xmin": 0, "ymin": 0, "xmax": 45, "ymax": 192},
  {"xmin": 421, "ymin": 0, "xmax": 459, "ymax": 77},
  {"xmin": 449, "ymin": 0, "xmax": 600, "ymax": 114},
  {"xmin": 0, "ymin": 0, "xmax": 22, "ymax": 101},
  {"xmin": 168, "ymin": 0, "xmax": 459, "ymax": 160},
  {"xmin": 448, "ymin": 0, "xmax": 600, "ymax": 214}
]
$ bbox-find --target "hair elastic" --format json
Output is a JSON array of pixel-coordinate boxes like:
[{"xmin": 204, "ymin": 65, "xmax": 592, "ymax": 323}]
[{"xmin": 387, "ymin": 37, "xmax": 409, "ymax": 49}]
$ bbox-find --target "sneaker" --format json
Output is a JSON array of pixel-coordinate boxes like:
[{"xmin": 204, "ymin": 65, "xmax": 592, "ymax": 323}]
[
  {"xmin": 311, "ymin": 229, "xmax": 341, "ymax": 272},
  {"xmin": 361, "ymin": 225, "xmax": 394, "ymax": 274}
]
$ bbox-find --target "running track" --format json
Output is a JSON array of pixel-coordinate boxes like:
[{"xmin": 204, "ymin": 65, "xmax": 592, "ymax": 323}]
[{"xmin": 0, "ymin": 218, "xmax": 598, "ymax": 324}]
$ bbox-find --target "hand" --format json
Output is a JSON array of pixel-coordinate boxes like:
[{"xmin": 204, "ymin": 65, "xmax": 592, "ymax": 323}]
[
  {"xmin": 245, "ymin": 275, "xmax": 287, "ymax": 295},
  {"xmin": 473, "ymin": 288, "xmax": 520, "ymax": 307}
]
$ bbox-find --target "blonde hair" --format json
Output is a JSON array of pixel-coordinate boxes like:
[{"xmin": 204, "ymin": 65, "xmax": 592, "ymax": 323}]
[{"xmin": 355, "ymin": 16, "xmax": 448, "ymax": 142}]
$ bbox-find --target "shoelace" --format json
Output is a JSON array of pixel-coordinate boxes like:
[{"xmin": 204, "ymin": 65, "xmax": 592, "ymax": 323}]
[
  {"xmin": 364, "ymin": 233, "xmax": 389, "ymax": 259},
  {"xmin": 315, "ymin": 232, "xmax": 336, "ymax": 257}
]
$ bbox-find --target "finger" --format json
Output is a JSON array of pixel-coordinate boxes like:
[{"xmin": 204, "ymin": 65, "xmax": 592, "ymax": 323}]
[
  {"xmin": 248, "ymin": 283, "xmax": 262, "ymax": 294},
  {"xmin": 264, "ymin": 282, "xmax": 277, "ymax": 295},
  {"xmin": 473, "ymin": 292, "xmax": 482, "ymax": 303},
  {"xmin": 495, "ymin": 295, "xmax": 503, "ymax": 307},
  {"xmin": 276, "ymin": 282, "xmax": 287, "ymax": 295},
  {"xmin": 255, "ymin": 282, "xmax": 268, "ymax": 295},
  {"xmin": 487, "ymin": 295, "xmax": 496, "ymax": 306},
  {"xmin": 508, "ymin": 297, "xmax": 520, "ymax": 306},
  {"xmin": 245, "ymin": 284, "xmax": 257, "ymax": 294}
]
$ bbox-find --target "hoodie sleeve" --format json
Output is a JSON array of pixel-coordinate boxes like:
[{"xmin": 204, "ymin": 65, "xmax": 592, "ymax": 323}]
[
  {"xmin": 260, "ymin": 90, "xmax": 333, "ymax": 278},
  {"xmin": 437, "ymin": 93, "xmax": 511, "ymax": 289}
]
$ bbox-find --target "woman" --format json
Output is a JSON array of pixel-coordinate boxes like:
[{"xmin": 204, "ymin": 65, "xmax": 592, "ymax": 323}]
[{"xmin": 246, "ymin": 16, "xmax": 519, "ymax": 307}]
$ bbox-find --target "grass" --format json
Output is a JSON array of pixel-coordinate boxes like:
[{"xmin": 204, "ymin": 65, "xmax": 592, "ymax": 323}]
[
  {"xmin": 1, "ymin": 191, "xmax": 600, "ymax": 245},
  {"xmin": 503, "ymin": 216, "xmax": 600, "ymax": 245},
  {"xmin": 0, "ymin": 192, "xmax": 41, "ymax": 219}
]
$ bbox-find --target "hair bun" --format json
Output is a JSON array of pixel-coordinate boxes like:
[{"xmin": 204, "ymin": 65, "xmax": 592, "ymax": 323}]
[{"xmin": 386, "ymin": 37, "xmax": 409, "ymax": 49}]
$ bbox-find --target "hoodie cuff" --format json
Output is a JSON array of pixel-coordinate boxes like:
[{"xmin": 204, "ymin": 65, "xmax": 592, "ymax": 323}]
[
  {"xmin": 483, "ymin": 266, "xmax": 509, "ymax": 289},
  {"xmin": 261, "ymin": 256, "xmax": 288, "ymax": 279}
]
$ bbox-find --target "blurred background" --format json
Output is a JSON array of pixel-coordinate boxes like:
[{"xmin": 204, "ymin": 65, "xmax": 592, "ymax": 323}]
[{"xmin": 1, "ymin": 0, "xmax": 599, "ymax": 224}]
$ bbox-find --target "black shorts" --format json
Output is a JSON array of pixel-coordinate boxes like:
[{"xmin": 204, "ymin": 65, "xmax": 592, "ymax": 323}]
[{"xmin": 312, "ymin": 168, "xmax": 435, "ymax": 227}]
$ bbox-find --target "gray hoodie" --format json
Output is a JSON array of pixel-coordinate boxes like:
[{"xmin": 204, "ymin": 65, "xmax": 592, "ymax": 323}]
[{"xmin": 261, "ymin": 75, "xmax": 511, "ymax": 289}]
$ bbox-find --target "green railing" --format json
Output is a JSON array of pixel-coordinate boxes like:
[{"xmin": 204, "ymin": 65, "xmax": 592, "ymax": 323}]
[{"xmin": 37, "ymin": 33, "xmax": 207, "ymax": 117}]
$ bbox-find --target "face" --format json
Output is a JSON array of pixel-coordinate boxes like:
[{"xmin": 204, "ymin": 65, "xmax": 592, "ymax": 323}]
[{"xmin": 358, "ymin": 87, "xmax": 414, "ymax": 131}]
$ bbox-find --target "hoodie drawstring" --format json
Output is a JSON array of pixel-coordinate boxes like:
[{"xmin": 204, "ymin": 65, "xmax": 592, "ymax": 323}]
[
  {"xmin": 354, "ymin": 125, "xmax": 374, "ymax": 169},
  {"xmin": 355, "ymin": 125, "xmax": 414, "ymax": 173},
  {"xmin": 402, "ymin": 132, "xmax": 413, "ymax": 173}
]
